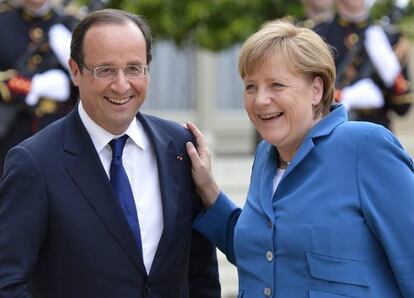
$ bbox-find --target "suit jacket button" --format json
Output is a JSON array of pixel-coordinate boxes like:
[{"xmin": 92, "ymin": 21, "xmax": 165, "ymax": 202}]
[
  {"xmin": 266, "ymin": 251, "xmax": 273, "ymax": 262},
  {"xmin": 144, "ymin": 283, "xmax": 151, "ymax": 296},
  {"xmin": 264, "ymin": 287, "xmax": 272, "ymax": 296}
]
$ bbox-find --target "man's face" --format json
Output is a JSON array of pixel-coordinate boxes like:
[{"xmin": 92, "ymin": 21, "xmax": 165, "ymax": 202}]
[
  {"xmin": 337, "ymin": 0, "xmax": 366, "ymax": 14},
  {"xmin": 69, "ymin": 21, "xmax": 149, "ymax": 135},
  {"xmin": 21, "ymin": 0, "xmax": 48, "ymax": 10},
  {"xmin": 303, "ymin": 0, "xmax": 334, "ymax": 12}
]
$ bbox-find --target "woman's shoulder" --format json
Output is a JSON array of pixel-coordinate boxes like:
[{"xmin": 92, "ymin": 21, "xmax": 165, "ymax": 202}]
[
  {"xmin": 334, "ymin": 120, "xmax": 391, "ymax": 139},
  {"xmin": 333, "ymin": 121, "xmax": 403, "ymax": 151}
]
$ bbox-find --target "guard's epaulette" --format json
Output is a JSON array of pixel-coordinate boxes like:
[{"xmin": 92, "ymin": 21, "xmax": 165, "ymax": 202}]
[
  {"xmin": 0, "ymin": 2, "xmax": 11, "ymax": 13},
  {"xmin": 52, "ymin": 5, "xmax": 81, "ymax": 29},
  {"xmin": 297, "ymin": 14, "xmax": 333, "ymax": 29},
  {"xmin": 376, "ymin": 20, "xmax": 399, "ymax": 35}
]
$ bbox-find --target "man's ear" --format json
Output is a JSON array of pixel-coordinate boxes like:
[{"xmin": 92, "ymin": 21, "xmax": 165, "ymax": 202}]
[{"xmin": 68, "ymin": 58, "xmax": 80, "ymax": 86}]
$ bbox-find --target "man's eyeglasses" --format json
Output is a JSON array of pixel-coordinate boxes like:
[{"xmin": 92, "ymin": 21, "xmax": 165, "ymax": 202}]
[{"xmin": 80, "ymin": 63, "xmax": 149, "ymax": 80}]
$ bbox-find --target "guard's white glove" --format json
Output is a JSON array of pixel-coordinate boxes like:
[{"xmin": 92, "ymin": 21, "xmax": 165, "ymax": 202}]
[
  {"xmin": 49, "ymin": 24, "xmax": 72, "ymax": 71},
  {"xmin": 340, "ymin": 78, "xmax": 384, "ymax": 111},
  {"xmin": 25, "ymin": 69, "xmax": 70, "ymax": 106},
  {"xmin": 364, "ymin": 25, "xmax": 401, "ymax": 88}
]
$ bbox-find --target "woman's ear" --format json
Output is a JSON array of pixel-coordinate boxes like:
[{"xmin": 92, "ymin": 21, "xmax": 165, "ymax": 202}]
[{"xmin": 312, "ymin": 76, "xmax": 324, "ymax": 106}]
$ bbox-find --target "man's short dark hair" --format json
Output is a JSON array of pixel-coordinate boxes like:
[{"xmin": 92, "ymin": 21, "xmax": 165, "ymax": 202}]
[{"xmin": 70, "ymin": 9, "xmax": 152, "ymax": 70}]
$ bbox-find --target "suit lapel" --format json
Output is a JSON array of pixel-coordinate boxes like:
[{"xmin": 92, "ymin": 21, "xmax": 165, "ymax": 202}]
[
  {"xmin": 62, "ymin": 109, "xmax": 147, "ymax": 276},
  {"xmin": 259, "ymin": 145, "xmax": 277, "ymax": 223},
  {"xmin": 258, "ymin": 106, "xmax": 349, "ymax": 224},
  {"xmin": 283, "ymin": 138, "xmax": 315, "ymax": 178},
  {"xmin": 138, "ymin": 114, "xmax": 181, "ymax": 277},
  {"xmin": 283, "ymin": 105, "xmax": 348, "ymax": 179}
]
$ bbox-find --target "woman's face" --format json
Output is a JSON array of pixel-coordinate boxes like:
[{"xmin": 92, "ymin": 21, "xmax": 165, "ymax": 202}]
[{"xmin": 243, "ymin": 53, "xmax": 323, "ymax": 159}]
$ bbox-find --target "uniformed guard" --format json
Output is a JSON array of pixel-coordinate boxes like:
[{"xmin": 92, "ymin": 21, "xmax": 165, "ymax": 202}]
[
  {"xmin": 0, "ymin": 0, "xmax": 79, "ymax": 175},
  {"xmin": 298, "ymin": 0, "xmax": 334, "ymax": 29},
  {"xmin": 315, "ymin": 0, "xmax": 412, "ymax": 130}
]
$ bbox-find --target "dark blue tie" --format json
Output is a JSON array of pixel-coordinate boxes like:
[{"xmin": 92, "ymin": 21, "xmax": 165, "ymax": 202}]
[{"xmin": 109, "ymin": 135, "xmax": 142, "ymax": 250}]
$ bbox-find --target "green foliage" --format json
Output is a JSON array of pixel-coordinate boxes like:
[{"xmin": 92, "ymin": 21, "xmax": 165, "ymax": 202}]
[
  {"xmin": 77, "ymin": 0, "xmax": 414, "ymax": 50},
  {"xmin": 371, "ymin": 0, "xmax": 414, "ymax": 39},
  {"xmin": 118, "ymin": 0, "xmax": 302, "ymax": 51},
  {"xmin": 398, "ymin": 14, "xmax": 414, "ymax": 40}
]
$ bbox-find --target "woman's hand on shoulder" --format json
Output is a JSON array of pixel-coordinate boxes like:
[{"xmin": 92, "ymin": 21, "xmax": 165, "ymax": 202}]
[{"xmin": 185, "ymin": 121, "xmax": 220, "ymax": 208}]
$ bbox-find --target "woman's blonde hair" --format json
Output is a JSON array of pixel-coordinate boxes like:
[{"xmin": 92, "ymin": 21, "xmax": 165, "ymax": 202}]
[{"xmin": 239, "ymin": 20, "xmax": 336, "ymax": 117}]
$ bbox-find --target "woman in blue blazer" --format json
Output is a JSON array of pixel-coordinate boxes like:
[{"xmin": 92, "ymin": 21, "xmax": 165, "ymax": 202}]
[{"xmin": 186, "ymin": 20, "xmax": 414, "ymax": 298}]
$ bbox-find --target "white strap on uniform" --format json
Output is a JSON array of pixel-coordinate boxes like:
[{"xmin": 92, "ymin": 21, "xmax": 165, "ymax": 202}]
[
  {"xmin": 49, "ymin": 24, "xmax": 72, "ymax": 71},
  {"xmin": 364, "ymin": 25, "xmax": 401, "ymax": 88}
]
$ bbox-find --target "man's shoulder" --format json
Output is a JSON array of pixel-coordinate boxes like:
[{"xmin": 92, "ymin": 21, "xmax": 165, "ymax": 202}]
[
  {"xmin": 381, "ymin": 23, "xmax": 404, "ymax": 46},
  {"xmin": 50, "ymin": 6, "xmax": 80, "ymax": 30},
  {"xmin": 20, "ymin": 116, "xmax": 66, "ymax": 150},
  {"xmin": 0, "ymin": 1, "xmax": 12, "ymax": 14},
  {"xmin": 141, "ymin": 113, "xmax": 177, "ymax": 126},
  {"xmin": 140, "ymin": 113, "xmax": 190, "ymax": 138},
  {"xmin": 0, "ymin": 3, "xmax": 16, "ymax": 21}
]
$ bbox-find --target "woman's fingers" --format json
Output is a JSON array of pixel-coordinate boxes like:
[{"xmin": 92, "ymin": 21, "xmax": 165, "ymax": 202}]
[
  {"xmin": 186, "ymin": 141, "xmax": 201, "ymax": 167},
  {"xmin": 185, "ymin": 122, "xmax": 220, "ymax": 207},
  {"xmin": 185, "ymin": 121, "xmax": 207, "ymax": 149}
]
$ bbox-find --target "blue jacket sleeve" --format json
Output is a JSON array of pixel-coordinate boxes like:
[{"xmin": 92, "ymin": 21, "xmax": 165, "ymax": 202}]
[
  {"xmin": 193, "ymin": 192, "xmax": 241, "ymax": 265},
  {"xmin": 358, "ymin": 125, "xmax": 414, "ymax": 297}
]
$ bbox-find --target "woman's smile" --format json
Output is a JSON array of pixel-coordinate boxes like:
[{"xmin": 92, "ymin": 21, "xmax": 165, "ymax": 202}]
[{"xmin": 258, "ymin": 111, "xmax": 284, "ymax": 121}]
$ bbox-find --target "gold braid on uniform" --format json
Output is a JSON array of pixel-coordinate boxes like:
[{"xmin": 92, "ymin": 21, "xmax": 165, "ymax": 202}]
[
  {"xmin": 0, "ymin": 82, "xmax": 11, "ymax": 102},
  {"xmin": 0, "ymin": 70, "xmax": 18, "ymax": 102}
]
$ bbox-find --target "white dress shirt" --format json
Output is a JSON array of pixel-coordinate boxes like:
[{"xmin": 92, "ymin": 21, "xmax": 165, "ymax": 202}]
[
  {"xmin": 272, "ymin": 168, "xmax": 285, "ymax": 196},
  {"xmin": 78, "ymin": 102, "xmax": 163, "ymax": 274}
]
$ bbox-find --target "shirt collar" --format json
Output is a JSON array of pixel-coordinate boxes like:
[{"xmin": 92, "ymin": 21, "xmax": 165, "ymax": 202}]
[{"xmin": 78, "ymin": 101, "xmax": 146, "ymax": 153}]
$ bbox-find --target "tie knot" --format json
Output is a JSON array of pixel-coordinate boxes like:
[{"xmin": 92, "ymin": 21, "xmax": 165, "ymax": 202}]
[{"xmin": 110, "ymin": 135, "xmax": 129, "ymax": 158}]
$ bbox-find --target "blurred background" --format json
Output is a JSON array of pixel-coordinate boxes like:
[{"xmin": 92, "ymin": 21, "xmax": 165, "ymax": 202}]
[
  {"xmin": 60, "ymin": 0, "xmax": 414, "ymax": 157},
  {"xmin": 3, "ymin": 0, "xmax": 414, "ymax": 296},
  {"xmin": 69, "ymin": 0, "xmax": 414, "ymax": 296}
]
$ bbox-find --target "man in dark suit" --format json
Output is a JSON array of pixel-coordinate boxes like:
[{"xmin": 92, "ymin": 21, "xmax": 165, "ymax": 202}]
[{"xmin": 0, "ymin": 8, "xmax": 221, "ymax": 298}]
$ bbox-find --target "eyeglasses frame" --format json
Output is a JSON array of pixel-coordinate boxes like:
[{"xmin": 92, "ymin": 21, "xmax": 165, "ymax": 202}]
[{"xmin": 78, "ymin": 62, "xmax": 149, "ymax": 80}]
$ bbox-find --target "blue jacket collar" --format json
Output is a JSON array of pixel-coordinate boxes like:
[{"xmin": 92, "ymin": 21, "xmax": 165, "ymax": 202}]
[
  {"xmin": 262, "ymin": 104, "xmax": 348, "ymax": 187},
  {"xmin": 307, "ymin": 104, "xmax": 348, "ymax": 140}
]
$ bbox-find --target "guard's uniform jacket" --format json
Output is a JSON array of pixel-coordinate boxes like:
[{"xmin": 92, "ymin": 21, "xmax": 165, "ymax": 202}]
[
  {"xmin": 315, "ymin": 14, "xmax": 412, "ymax": 129},
  {"xmin": 0, "ymin": 2, "xmax": 78, "ymax": 175},
  {"xmin": 296, "ymin": 13, "xmax": 333, "ymax": 31}
]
